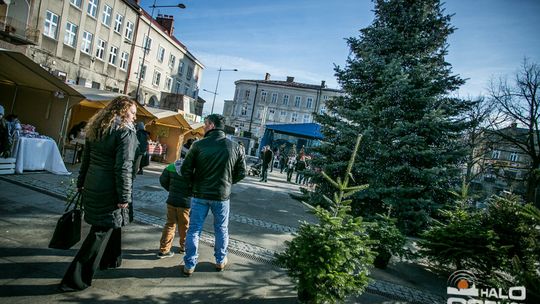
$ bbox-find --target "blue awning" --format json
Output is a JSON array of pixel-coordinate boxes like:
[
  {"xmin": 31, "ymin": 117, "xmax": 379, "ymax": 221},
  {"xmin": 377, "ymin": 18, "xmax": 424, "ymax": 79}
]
[{"xmin": 265, "ymin": 123, "xmax": 323, "ymax": 140}]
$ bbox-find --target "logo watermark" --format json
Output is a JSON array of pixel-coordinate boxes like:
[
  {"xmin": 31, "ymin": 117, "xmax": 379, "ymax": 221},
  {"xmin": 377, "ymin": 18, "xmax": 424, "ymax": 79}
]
[{"xmin": 447, "ymin": 270, "xmax": 526, "ymax": 304}]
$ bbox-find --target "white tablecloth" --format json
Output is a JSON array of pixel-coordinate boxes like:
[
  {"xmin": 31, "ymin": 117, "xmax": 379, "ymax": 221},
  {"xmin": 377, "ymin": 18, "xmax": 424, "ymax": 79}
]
[{"xmin": 13, "ymin": 137, "xmax": 71, "ymax": 175}]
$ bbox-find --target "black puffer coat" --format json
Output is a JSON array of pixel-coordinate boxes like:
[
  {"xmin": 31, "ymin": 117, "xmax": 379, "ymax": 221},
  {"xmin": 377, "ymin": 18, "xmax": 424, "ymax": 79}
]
[
  {"xmin": 159, "ymin": 161, "xmax": 191, "ymax": 208},
  {"xmin": 181, "ymin": 129, "xmax": 246, "ymax": 201},
  {"xmin": 77, "ymin": 125, "xmax": 137, "ymax": 228}
]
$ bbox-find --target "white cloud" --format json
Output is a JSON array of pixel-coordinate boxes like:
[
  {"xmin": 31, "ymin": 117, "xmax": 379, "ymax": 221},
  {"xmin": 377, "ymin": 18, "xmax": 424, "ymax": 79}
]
[{"xmin": 195, "ymin": 51, "xmax": 338, "ymax": 87}]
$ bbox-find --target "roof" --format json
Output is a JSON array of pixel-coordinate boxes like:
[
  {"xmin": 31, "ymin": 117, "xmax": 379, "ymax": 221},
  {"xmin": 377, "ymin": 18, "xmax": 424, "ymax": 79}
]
[
  {"xmin": 235, "ymin": 79, "xmax": 343, "ymax": 93},
  {"xmin": 144, "ymin": 106, "xmax": 191, "ymax": 129},
  {"xmin": 0, "ymin": 49, "xmax": 84, "ymax": 99},
  {"xmin": 265, "ymin": 123, "xmax": 323, "ymax": 140},
  {"xmin": 140, "ymin": 10, "xmax": 204, "ymax": 69},
  {"xmin": 70, "ymin": 85, "xmax": 126, "ymax": 101}
]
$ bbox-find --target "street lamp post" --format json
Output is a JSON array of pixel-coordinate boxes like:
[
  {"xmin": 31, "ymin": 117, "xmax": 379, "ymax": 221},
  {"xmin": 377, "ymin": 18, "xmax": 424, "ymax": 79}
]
[
  {"xmin": 206, "ymin": 67, "xmax": 237, "ymax": 114},
  {"xmin": 134, "ymin": 1, "xmax": 185, "ymax": 104}
]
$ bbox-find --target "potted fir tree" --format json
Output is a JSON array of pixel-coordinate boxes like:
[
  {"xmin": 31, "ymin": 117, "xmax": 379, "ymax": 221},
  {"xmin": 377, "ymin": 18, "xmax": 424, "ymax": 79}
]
[{"xmin": 275, "ymin": 135, "xmax": 375, "ymax": 303}]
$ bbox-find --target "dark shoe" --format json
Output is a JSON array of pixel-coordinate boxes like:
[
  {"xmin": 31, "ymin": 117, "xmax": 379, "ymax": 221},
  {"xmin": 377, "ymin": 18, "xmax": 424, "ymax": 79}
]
[
  {"xmin": 58, "ymin": 282, "xmax": 82, "ymax": 292},
  {"xmin": 182, "ymin": 266, "xmax": 194, "ymax": 277},
  {"xmin": 179, "ymin": 246, "xmax": 185, "ymax": 253},
  {"xmin": 157, "ymin": 251, "xmax": 174, "ymax": 259},
  {"xmin": 99, "ymin": 258, "xmax": 122, "ymax": 270},
  {"xmin": 215, "ymin": 257, "xmax": 228, "ymax": 272}
]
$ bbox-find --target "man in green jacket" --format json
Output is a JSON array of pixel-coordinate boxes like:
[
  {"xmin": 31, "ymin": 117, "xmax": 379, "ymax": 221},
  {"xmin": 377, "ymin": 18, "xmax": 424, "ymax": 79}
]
[{"xmin": 181, "ymin": 114, "xmax": 246, "ymax": 276}]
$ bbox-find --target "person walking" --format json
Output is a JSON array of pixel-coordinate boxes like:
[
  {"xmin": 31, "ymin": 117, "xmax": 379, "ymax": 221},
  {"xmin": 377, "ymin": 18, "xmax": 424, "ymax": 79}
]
[
  {"xmin": 286, "ymin": 156, "xmax": 296, "ymax": 183},
  {"xmin": 60, "ymin": 96, "xmax": 138, "ymax": 291},
  {"xmin": 134, "ymin": 122, "xmax": 149, "ymax": 175},
  {"xmin": 259, "ymin": 145, "xmax": 273, "ymax": 182},
  {"xmin": 295, "ymin": 156, "xmax": 307, "ymax": 184},
  {"xmin": 157, "ymin": 158, "xmax": 191, "ymax": 258},
  {"xmin": 180, "ymin": 114, "xmax": 246, "ymax": 276}
]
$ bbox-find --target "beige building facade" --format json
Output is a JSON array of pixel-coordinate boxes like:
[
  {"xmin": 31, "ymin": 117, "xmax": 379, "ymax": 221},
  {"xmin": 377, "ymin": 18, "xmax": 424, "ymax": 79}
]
[
  {"xmin": 0, "ymin": 0, "xmax": 203, "ymax": 112},
  {"xmin": 223, "ymin": 74, "xmax": 343, "ymax": 138}
]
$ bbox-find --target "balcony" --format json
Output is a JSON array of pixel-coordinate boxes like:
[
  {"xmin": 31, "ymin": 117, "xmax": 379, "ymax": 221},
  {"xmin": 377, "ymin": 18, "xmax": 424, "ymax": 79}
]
[{"xmin": 0, "ymin": 16, "xmax": 38, "ymax": 45}]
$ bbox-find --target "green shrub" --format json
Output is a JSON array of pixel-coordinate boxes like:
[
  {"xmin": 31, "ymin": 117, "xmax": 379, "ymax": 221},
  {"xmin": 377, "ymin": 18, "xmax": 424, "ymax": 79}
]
[
  {"xmin": 275, "ymin": 135, "xmax": 375, "ymax": 303},
  {"xmin": 366, "ymin": 213, "xmax": 407, "ymax": 269}
]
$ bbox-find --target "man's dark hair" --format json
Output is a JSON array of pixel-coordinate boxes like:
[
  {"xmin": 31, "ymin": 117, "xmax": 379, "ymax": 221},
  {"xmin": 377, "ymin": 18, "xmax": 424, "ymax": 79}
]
[{"xmin": 206, "ymin": 114, "xmax": 225, "ymax": 130}]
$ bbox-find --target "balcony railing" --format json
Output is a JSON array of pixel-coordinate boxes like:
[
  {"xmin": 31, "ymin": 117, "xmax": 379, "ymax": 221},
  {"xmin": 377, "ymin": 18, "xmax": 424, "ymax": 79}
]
[{"xmin": 0, "ymin": 15, "xmax": 39, "ymax": 45}]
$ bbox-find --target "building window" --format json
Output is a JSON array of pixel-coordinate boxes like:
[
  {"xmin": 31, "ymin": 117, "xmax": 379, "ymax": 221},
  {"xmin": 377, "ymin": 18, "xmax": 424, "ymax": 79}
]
[
  {"xmin": 244, "ymin": 90, "xmax": 250, "ymax": 100},
  {"xmin": 280, "ymin": 110, "xmax": 287, "ymax": 121},
  {"xmin": 303, "ymin": 114, "xmax": 311, "ymax": 123},
  {"xmin": 143, "ymin": 35, "xmax": 152, "ymax": 54},
  {"xmin": 44, "ymin": 11, "xmax": 59, "ymax": 39},
  {"xmin": 268, "ymin": 109, "xmax": 275, "ymax": 120},
  {"xmin": 63, "ymin": 22, "xmax": 78, "ymax": 47},
  {"xmin": 120, "ymin": 52, "xmax": 129, "ymax": 70},
  {"xmin": 178, "ymin": 61, "xmax": 185, "ymax": 74},
  {"xmin": 283, "ymin": 94, "xmax": 289, "ymax": 105},
  {"xmin": 294, "ymin": 96, "xmax": 301, "ymax": 107},
  {"xmin": 108, "ymin": 46, "xmax": 118, "ymax": 65},
  {"xmin": 291, "ymin": 112, "xmax": 298, "ymax": 122},
  {"xmin": 319, "ymin": 105, "xmax": 326, "ymax": 115},
  {"xmin": 101, "ymin": 5, "xmax": 112, "ymax": 27},
  {"xmin": 168, "ymin": 54, "xmax": 176, "ymax": 69},
  {"xmin": 87, "ymin": 0, "xmax": 99, "ymax": 18},
  {"xmin": 261, "ymin": 91, "xmax": 267, "ymax": 102},
  {"xmin": 165, "ymin": 76, "xmax": 173, "ymax": 91},
  {"xmin": 187, "ymin": 66, "xmax": 193, "ymax": 80},
  {"xmin": 81, "ymin": 31, "xmax": 93, "ymax": 54},
  {"xmin": 70, "ymin": 0, "xmax": 82, "ymax": 9},
  {"xmin": 124, "ymin": 21, "xmax": 134, "ymax": 41},
  {"xmin": 157, "ymin": 46, "xmax": 165, "ymax": 62},
  {"xmin": 492, "ymin": 150, "xmax": 501, "ymax": 159},
  {"xmin": 509, "ymin": 153, "xmax": 519, "ymax": 162},
  {"xmin": 140, "ymin": 65, "xmax": 147, "ymax": 80},
  {"xmin": 271, "ymin": 93, "xmax": 278, "ymax": 103},
  {"xmin": 256, "ymin": 107, "xmax": 262, "ymax": 119},
  {"xmin": 306, "ymin": 97, "xmax": 313, "ymax": 108},
  {"xmin": 96, "ymin": 39, "xmax": 106, "ymax": 60},
  {"xmin": 114, "ymin": 14, "xmax": 123, "ymax": 33},
  {"xmin": 241, "ymin": 105, "xmax": 248, "ymax": 116},
  {"xmin": 153, "ymin": 71, "xmax": 161, "ymax": 86},
  {"xmin": 175, "ymin": 81, "xmax": 181, "ymax": 93}
]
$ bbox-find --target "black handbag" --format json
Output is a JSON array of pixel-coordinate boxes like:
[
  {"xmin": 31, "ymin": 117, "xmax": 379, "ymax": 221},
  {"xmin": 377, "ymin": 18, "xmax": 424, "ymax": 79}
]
[{"xmin": 48, "ymin": 192, "xmax": 83, "ymax": 249}]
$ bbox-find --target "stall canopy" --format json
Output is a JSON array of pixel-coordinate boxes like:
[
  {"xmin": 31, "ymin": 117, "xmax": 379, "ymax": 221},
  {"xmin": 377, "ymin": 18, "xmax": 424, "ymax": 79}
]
[
  {"xmin": 70, "ymin": 85, "xmax": 155, "ymax": 119},
  {"xmin": 0, "ymin": 49, "xmax": 85, "ymax": 144},
  {"xmin": 265, "ymin": 123, "xmax": 323, "ymax": 140},
  {"xmin": 0, "ymin": 49, "xmax": 84, "ymax": 100},
  {"xmin": 144, "ymin": 106, "xmax": 191, "ymax": 129},
  {"xmin": 259, "ymin": 123, "xmax": 324, "ymax": 155}
]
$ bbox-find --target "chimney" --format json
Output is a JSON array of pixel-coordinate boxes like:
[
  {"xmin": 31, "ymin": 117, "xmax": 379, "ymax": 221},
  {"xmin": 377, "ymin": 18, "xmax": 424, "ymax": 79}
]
[
  {"xmin": 286, "ymin": 76, "xmax": 294, "ymax": 82},
  {"xmin": 264, "ymin": 73, "xmax": 271, "ymax": 81},
  {"xmin": 156, "ymin": 14, "xmax": 174, "ymax": 36},
  {"xmin": 321, "ymin": 80, "xmax": 326, "ymax": 88}
]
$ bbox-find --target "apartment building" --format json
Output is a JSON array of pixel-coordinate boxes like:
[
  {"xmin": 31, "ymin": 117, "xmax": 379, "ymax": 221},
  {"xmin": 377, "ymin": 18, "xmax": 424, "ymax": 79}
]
[
  {"xmin": 471, "ymin": 124, "xmax": 533, "ymax": 197},
  {"xmin": 127, "ymin": 11, "xmax": 203, "ymax": 107},
  {"xmin": 0, "ymin": 0, "xmax": 203, "ymax": 112},
  {"xmin": 223, "ymin": 73, "xmax": 343, "ymax": 138}
]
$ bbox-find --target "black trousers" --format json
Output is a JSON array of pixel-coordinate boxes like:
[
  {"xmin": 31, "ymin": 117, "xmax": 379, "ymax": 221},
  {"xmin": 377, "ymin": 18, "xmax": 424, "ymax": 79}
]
[{"xmin": 60, "ymin": 226, "xmax": 122, "ymax": 290}]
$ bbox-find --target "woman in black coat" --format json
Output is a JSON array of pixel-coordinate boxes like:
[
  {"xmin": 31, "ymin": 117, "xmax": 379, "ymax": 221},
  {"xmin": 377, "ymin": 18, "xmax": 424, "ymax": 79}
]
[{"xmin": 60, "ymin": 96, "xmax": 138, "ymax": 291}]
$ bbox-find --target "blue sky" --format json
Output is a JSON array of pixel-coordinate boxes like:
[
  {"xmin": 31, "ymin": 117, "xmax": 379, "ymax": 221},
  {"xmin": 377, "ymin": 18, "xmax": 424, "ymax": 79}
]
[{"xmin": 140, "ymin": 0, "xmax": 540, "ymax": 115}]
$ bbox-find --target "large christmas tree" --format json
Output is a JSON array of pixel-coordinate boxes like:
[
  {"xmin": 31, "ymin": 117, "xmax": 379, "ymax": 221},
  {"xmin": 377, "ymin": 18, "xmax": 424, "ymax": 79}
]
[{"xmin": 313, "ymin": 0, "xmax": 469, "ymax": 235}]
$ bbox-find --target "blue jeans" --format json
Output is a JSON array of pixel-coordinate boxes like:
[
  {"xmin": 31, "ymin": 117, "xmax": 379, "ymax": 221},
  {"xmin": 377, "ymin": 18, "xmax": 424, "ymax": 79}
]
[{"xmin": 183, "ymin": 198, "xmax": 230, "ymax": 270}]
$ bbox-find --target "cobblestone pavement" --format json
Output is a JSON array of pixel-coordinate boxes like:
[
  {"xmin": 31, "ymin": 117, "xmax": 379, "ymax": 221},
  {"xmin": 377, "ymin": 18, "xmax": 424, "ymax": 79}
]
[{"xmin": 0, "ymin": 172, "xmax": 446, "ymax": 304}]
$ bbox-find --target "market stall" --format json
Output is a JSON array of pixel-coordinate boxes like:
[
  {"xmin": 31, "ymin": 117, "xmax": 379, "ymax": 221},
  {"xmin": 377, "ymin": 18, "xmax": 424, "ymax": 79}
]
[{"xmin": 144, "ymin": 106, "xmax": 193, "ymax": 163}]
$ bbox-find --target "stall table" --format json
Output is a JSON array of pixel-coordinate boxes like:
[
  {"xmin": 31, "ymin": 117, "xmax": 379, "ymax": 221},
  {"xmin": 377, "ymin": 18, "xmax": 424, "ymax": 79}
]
[{"xmin": 13, "ymin": 137, "xmax": 71, "ymax": 175}]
